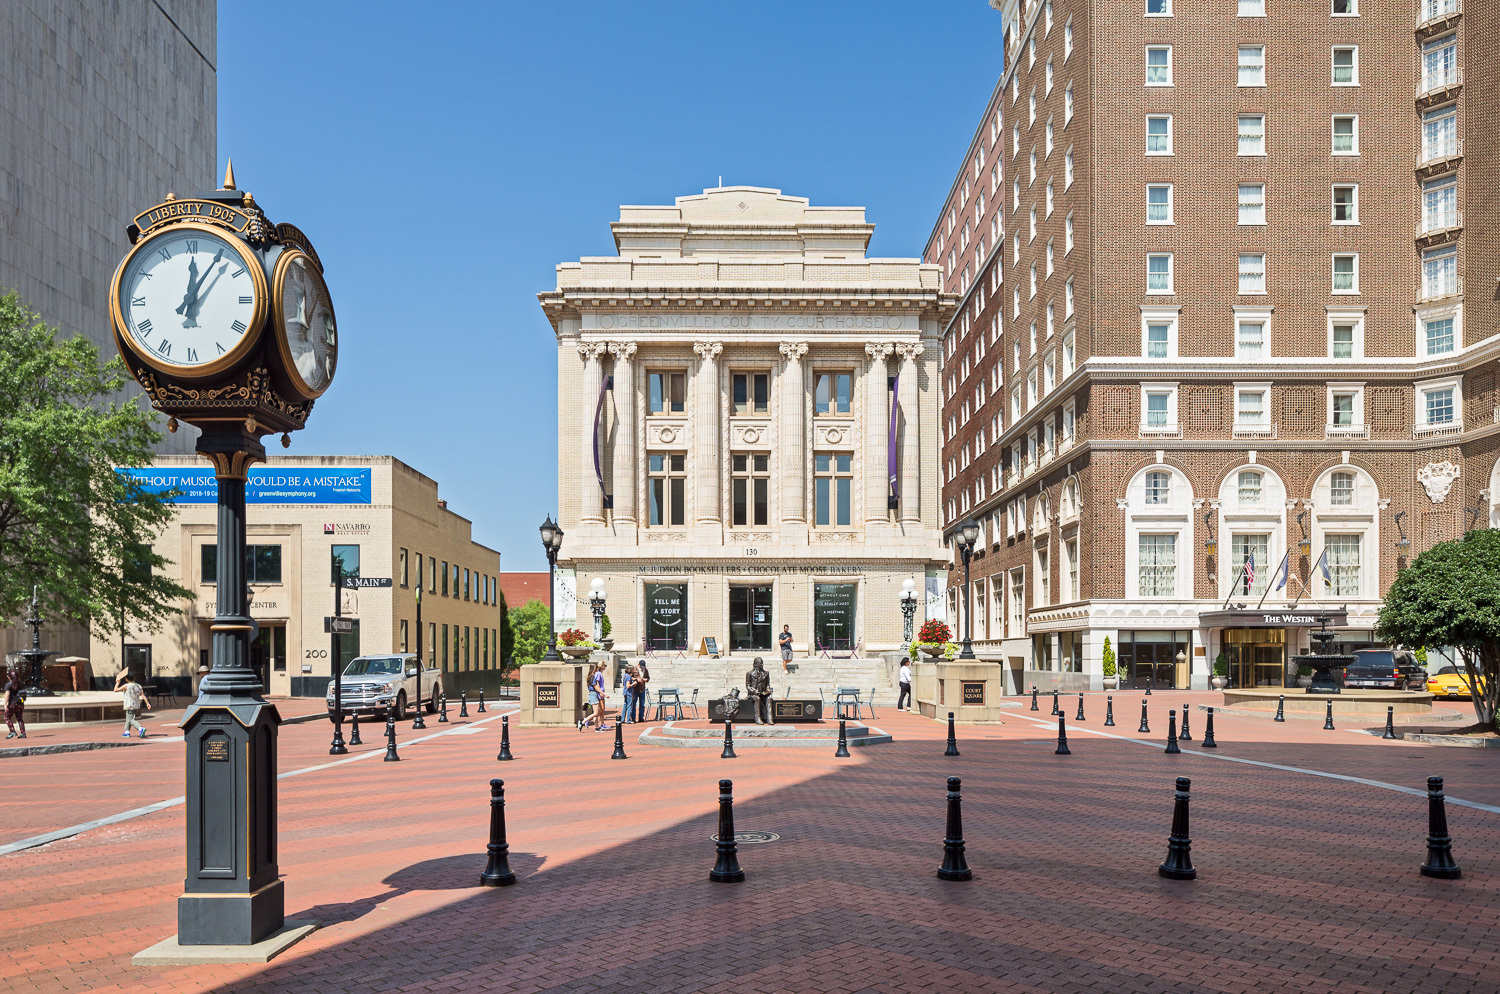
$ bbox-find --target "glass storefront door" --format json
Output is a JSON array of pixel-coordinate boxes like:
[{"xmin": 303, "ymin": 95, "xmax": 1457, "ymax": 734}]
[
  {"xmin": 1120, "ymin": 630, "xmax": 1190, "ymax": 689},
  {"xmin": 645, "ymin": 583, "xmax": 688, "ymax": 652},
  {"xmin": 728, "ymin": 585, "xmax": 773, "ymax": 651},
  {"xmin": 813, "ymin": 583, "xmax": 857, "ymax": 653},
  {"xmin": 1222, "ymin": 628, "xmax": 1285, "ymax": 688},
  {"xmin": 249, "ymin": 625, "xmax": 286, "ymax": 692}
]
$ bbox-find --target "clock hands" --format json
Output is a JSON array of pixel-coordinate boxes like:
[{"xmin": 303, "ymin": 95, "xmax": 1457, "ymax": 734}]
[
  {"xmin": 175, "ymin": 247, "xmax": 225, "ymax": 325},
  {"xmin": 182, "ymin": 263, "xmax": 229, "ymax": 328},
  {"xmin": 175, "ymin": 257, "xmax": 202, "ymax": 316}
]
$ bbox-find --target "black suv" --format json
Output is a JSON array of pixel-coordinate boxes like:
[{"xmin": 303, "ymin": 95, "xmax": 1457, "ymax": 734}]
[{"xmin": 1342, "ymin": 648, "xmax": 1425, "ymax": 690}]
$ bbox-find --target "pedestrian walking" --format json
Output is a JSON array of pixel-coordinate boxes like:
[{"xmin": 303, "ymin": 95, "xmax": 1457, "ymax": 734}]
[
  {"xmin": 121, "ymin": 672, "xmax": 151, "ymax": 738},
  {"xmin": 579, "ymin": 660, "xmax": 610, "ymax": 732},
  {"xmin": 896, "ymin": 656, "xmax": 913, "ymax": 711},
  {"xmin": 3, "ymin": 669, "xmax": 25, "ymax": 739},
  {"xmin": 778, "ymin": 625, "xmax": 794, "ymax": 673},
  {"xmin": 634, "ymin": 659, "xmax": 650, "ymax": 722},
  {"xmin": 620, "ymin": 663, "xmax": 638, "ymax": 725}
]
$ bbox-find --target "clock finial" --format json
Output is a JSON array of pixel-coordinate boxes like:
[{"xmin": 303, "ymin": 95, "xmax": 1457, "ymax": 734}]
[{"xmin": 222, "ymin": 158, "xmax": 236, "ymax": 191}]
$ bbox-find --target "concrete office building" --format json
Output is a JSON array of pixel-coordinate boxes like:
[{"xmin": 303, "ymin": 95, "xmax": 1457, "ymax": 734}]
[
  {"xmin": 928, "ymin": 0, "xmax": 1497, "ymax": 691},
  {"xmin": 1, "ymin": 0, "xmax": 216, "ymax": 658},
  {"xmin": 91, "ymin": 456, "xmax": 503, "ymax": 697},
  {"xmin": 540, "ymin": 187, "xmax": 956, "ymax": 659}
]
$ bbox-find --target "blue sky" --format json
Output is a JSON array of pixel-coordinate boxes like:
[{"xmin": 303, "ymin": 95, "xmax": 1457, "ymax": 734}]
[{"xmin": 218, "ymin": 1, "xmax": 1002, "ymax": 570}]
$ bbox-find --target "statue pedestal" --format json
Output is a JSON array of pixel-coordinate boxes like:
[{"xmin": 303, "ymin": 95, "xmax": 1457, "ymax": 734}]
[
  {"xmin": 518, "ymin": 661, "xmax": 587, "ymax": 727},
  {"xmin": 921, "ymin": 661, "xmax": 1010, "ymax": 723}
]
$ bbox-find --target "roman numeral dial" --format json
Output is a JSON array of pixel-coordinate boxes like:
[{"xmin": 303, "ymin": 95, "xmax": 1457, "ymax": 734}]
[{"xmin": 115, "ymin": 224, "xmax": 265, "ymax": 375}]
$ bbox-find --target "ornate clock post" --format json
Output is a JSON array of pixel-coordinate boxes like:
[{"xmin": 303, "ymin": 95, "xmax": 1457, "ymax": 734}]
[{"xmin": 111, "ymin": 162, "xmax": 337, "ymax": 951}]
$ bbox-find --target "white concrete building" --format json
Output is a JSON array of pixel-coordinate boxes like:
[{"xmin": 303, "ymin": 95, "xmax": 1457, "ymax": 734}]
[{"xmin": 539, "ymin": 187, "xmax": 957, "ymax": 657}]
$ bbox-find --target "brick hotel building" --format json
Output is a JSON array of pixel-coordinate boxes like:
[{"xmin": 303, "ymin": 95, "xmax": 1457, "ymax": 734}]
[{"xmin": 929, "ymin": 0, "xmax": 1497, "ymax": 692}]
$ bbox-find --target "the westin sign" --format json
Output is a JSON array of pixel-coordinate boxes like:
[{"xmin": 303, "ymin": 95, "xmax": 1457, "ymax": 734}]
[{"xmin": 1197, "ymin": 609, "xmax": 1348, "ymax": 629}]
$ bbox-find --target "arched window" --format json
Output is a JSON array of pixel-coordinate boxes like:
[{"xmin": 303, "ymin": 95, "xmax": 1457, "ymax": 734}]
[
  {"xmin": 1310, "ymin": 465, "xmax": 1380, "ymax": 601},
  {"xmin": 1126, "ymin": 466, "xmax": 1194, "ymax": 600},
  {"xmin": 1330, "ymin": 471, "xmax": 1355, "ymax": 506},
  {"xmin": 1145, "ymin": 471, "xmax": 1171, "ymax": 505},
  {"xmin": 1237, "ymin": 470, "xmax": 1262, "ymax": 504}
]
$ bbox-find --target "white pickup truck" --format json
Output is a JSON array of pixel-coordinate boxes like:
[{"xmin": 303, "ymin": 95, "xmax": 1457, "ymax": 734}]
[{"xmin": 325, "ymin": 653, "xmax": 443, "ymax": 721}]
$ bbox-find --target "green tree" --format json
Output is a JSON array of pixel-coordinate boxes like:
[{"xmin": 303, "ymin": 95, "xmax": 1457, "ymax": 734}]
[
  {"xmin": 1376, "ymin": 529, "xmax": 1500, "ymax": 730},
  {"xmin": 1101, "ymin": 636, "xmax": 1115, "ymax": 677},
  {"xmin": 507, "ymin": 598, "xmax": 551, "ymax": 668},
  {"xmin": 0, "ymin": 291, "xmax": 191, "ymax": 635}
]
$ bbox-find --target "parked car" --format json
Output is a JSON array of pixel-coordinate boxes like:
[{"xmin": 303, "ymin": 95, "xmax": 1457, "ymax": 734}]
[
  {"xmin": 1427, "ymin": 664, "xmax": 1483, "ymax": 700},
  {"xmin": 325, "ymin": 653, "xmax": 442, "ymax": 720},
  {"xmin": 1342, "ymin": 648, "xmax": 1424, "ymax": 690}
]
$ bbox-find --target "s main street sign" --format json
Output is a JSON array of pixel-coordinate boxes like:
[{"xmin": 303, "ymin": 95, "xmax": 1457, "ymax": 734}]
[{"xmin": 341, "ymin": 577, "xmax": 393, "ymax": 589}]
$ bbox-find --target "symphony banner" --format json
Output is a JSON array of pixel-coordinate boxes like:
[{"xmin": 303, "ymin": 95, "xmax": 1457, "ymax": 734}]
[{"xmin": 119, "ymin": 467, "xmax": 372, "ymax": 504}]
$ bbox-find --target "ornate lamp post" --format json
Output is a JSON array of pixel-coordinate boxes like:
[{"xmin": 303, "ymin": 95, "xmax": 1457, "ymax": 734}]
[
  {"xmin": 539, "ymin": 516, "xmax": 564, "ymax": 661},
  {"xmin": 899, "ymin": 578, "xmax": 919, "ymax": 645},
  {"xmin": 589, "ymin": 577, "xmax": 607, "ymax": 644},
  {"xmin": 953, "ymin": 518, "xmax": 981, "ymax": 660}
]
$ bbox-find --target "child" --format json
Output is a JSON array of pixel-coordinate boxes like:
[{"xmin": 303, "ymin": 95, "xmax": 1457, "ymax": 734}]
[{"xmin": 121, "ymin": 672, "xmax": 152, "ymax": 738}]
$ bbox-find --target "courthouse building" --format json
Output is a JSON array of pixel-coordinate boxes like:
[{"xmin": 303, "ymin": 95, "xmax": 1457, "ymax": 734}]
[
  {"xmin": 93, "ymin": 456, "xmax": 503, "ymax": 697},
  {"xmin": 540, "ymin": 187, "xmax": 955, "ymax": 656},
  {"xmin": 927, "ymin": 0, "xmax": 1499, "ymax": 691}
]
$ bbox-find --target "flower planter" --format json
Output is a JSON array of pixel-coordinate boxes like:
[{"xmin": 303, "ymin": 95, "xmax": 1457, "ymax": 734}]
[
  {"xmin": 559, "ymin": 645, "xmax": 594, "ymax": 659},
  {"xmin": 1210, "ymin": 676, "xmax": 1228, "ymax": 690},
  {"xmin": 1102, "ymin": 675, "xmax": 1119, "ymax": 691},
  {"xmin": 917, "ymin": 644, "xmax": 947, "ymax": 659},
  {"xmin": 1296, "ymin": 675, "xmax": 1313, "ymax": 689}
]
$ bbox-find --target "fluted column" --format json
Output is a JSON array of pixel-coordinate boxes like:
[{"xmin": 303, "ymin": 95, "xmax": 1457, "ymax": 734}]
[
  {"xmin": 608, "ymin": 341, "xmax": 638, "ymax": 523},
  {"xmin": 896, "ymin": 342, "xmax": 924, "ymax": 523},
  {"xmin": 778, "ymin": 342, "xmax": 809, "ymax": 525},
  {"xmin": 864, "ymin": 342, "xmax": 893, "ymax": 525},
  {"xmin": 578, "ymin": 342, "xmax": 608, "ymax": 524},
  {"xmin": 692, "ymin": 341, "xmax": 723, "ymax": 524}
]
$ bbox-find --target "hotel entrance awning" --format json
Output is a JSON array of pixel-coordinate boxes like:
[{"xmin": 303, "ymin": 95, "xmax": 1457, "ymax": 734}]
[{"xmin": 1198, "ymin": 608, "xmax": 1349, "ymax": 628}]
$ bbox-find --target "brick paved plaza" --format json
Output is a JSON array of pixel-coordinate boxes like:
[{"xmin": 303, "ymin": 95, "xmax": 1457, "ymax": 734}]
[{"xmin": 3, "ymin": 695, "xmax": 1498, "ymax": 994}]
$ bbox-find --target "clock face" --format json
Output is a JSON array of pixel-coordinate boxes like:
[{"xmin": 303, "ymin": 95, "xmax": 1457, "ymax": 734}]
[
  {"xmin": 273, "ymin": 251, "xmax": 337, "ymax": 397},
  {"xmin": 117, "ymin": 227, "xmax": 262, "ymax": 372}
]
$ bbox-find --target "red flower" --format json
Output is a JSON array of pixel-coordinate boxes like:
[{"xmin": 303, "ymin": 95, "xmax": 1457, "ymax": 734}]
[{"xmin": 917, "ymin": 619, "xmax": 951, "ymax": 644}]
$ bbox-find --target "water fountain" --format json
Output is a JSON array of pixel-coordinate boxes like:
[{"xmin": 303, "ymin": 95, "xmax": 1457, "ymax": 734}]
[
  {"xmin": 1291, "ymin": 614, "xmax": 1344, "ymax": 695},
  {"xmin": 6, "ymin": 587, "xmax": 60, "ymax": 697}
]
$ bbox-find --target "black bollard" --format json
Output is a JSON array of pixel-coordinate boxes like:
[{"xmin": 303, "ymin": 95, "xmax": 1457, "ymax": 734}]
[
  {"xmin": 349, "ymin": 710, "xmax": 363, "ymax": 746},
  {"xmin": 1179, "ymin": 704, "xmax": 1192, "ymax": 742},
  {"xmin": 1145, "ymin": 683, "xmax": 1153, "ymax": 696},
  {"xmin": 459, "ymin": 690, "xmax": 470, "ymax": 718},
  {"xmin": 835, "ymin": 719, "xmax": 851, "ymax": 758},
  {"xmin": 1075, "ymin": 693, "xmax": 1086, "ymax": 722},
  {"xmin": 1030, "ymin": 687, "xmax": 1039, "ymax": 711},
  {"xmin": 1273, "ymin": 694, "xmax": 1285, "ymax": 723},
  {"xmin": 1157, "ymin": 776, "xmax": 1196, "ymax": 880},
  {"xmin": 497, "ymin": 714, "xmax": 514, "ymax": 761},
  {"xmin": 611, "ymin": 719, "xmax": 628, "ymax": 760},
  {"xmin": 412, "ymin": 696, "xmax": 427, "ymax": 730},
  {"xmin": 439, "ymin": 693, "xmax": 449, "ymax": 723},
  {"xmin": 1383, "ymin": 706, "xmax": 1398, "ymax": 740},
  {"xmin": 1104, "ymin": 695, "xmax": 1115, "ymax": 726},
  {"xmin": 944, "ymin": 711, "xmax": 960, "ymax": 757},
  {"xmin": 709, "ymin": 779, "xmax": 745, "ymax": 882},
  {"xmin": 479, "ymin": 778, "xmax": 517, "ymax": 886},
  {"xmin": 936, "ymin": 776, "xmax": 972, "ymax": 881},
  {"xmin": 721, "ymin": 720, "xmax": 737, "ymax": 759},
  {"xmin": 1138, "ymin": 699, "xmax": 1151, "ymax": 734},
  {"xmin": 1164, "ymin": 709, "xmax": 1181, "ymax": 754},
  {"xmin": 1051, "ymin": 689, "xmax": 1060, "ymax": 716},
  {"xmin": 1055, "ymin": 714, "xmax": 1071, "ymax": 755},
  {"xmin": 1201, "ymin": 706, "xmax": 1218, "ymax": 748},
  {"xmin": 383, "ymin": 716, "xmax": 400, "ymax": 762},
  {"xmin": 478, "ymin": 688, "xmax": 487, "ymax": 713},
  {"xmin": 1323, "ymin": 698, "xmax": 1335, "ymax": 730},
  {"xmin": 1419, "ymin": 776, "xmax": 1462, "ymax": 879}
]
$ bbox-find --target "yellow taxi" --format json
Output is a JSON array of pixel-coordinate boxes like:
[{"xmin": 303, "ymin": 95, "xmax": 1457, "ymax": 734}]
[{"xmin": 1427, "ymin": 665, "xmax": 1481, "ymax": 699}]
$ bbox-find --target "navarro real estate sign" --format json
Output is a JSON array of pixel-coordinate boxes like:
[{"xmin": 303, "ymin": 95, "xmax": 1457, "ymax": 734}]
[{"xmin": 119, "ymin": 467, "xmax": 371, "ymax": 505}]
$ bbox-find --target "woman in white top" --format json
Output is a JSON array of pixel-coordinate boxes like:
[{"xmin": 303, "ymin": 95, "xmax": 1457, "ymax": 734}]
[{"xmin": 896, "ymin": 657, "xmax": 913, "ymax": 711}]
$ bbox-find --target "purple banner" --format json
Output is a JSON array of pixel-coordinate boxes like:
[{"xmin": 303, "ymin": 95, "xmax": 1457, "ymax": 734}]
[
  {"xmin": 888, "ymin": 373, "xmax": 900, "ymax": 506},
  {"xmin": 594, "ymin": 374, "xmax": 613, "ymax": 509}
]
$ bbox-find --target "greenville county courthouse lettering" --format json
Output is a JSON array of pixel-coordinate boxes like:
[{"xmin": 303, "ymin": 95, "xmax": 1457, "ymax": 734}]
[{"xmin": 541, "ymin": 187, "xmax": 957, "ymax": 655}]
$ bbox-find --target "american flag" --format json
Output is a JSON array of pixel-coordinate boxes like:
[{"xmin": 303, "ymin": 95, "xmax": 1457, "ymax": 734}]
[{"xmin": 1244, "ymin": 552, "xmax": 1256, "ymax": 588}]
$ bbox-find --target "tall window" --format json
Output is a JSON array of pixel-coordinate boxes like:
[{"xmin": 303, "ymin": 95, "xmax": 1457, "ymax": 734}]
[
  {"xmin": 1422, "ymin": 246, "xmax": 1457, "ymax": 299},
  {"xmin": 1332, "ymin": 185, "xmax": 1358, "ymax": 224},
  {"xmin": 1325, "ymin": 534, "xmax": 1361, "ymax": 597},
  {"xmin": 814, "ymin": 454, "xmax": 853, "ymax": 526},
  {"xmin": 1238, "ymin": 184, "xmax": 1265, "ymax": 225},
  {"xmin": 648, "ymin": 372, "xmax": 686, "ymax": 414},
  {"xmin": 731, "ymin": 454, "xmax": 769, "ymax": 526},
  {"xmin": 1065, "ymin": 212, "xmax": 1075, "ymax": 253},
  {"xmin": 1146, "ymin": 46, "xmax": 1172, "ymax": 85},
  {"xmin": 1425, "ymin": 316, "xmax": 1455, "ymax": 355},
  {"xmin": 1065, "ymin": 82, "xmax": 1074, "ymax": 121},
  {"xmin": 1009, "ymin": 569, "xmax": 1025, "ymax": 637},
  {"xmin": 648, "ymin": 453, "xmax": 687, "ymax": 526},
  {"xmin": 731, "ymin": 373, "xmax": 769, "ymax": 414},
  {"xmin": 1422, "ymin": 177, "xmax": 1457, "ymax": 232},
  {"xmin": 1332, "ymin": 255, "xmax": 1358, "ymax": 293},
  {"xmin": 1422, "ymin": 108, "xmax": 1457, "ymax": 161},
  {"xmin": 1239, "ymin": 0, "xmax": 1264, "ymax": 12},
  {"xmin": 399, "ymin": 548, "xmax": 408, "ymax": 587},
  {"xmin": 1065, "ymin": 279, "xmax": 1075, "ymax": 318},
  {"xmin": 1145, "ymin": 393, "xmax": 1169, "ymax": 428},
  {"xmin": 1237, "ymin": 320, "xmax": 1265, "ymax": 358},
  {"xmin": 1147, "ymin": 184, "xmax": 1173, "ymax": 223},
  {"xmin": 1239, "ymin": 253, "xmax": 1266, "ymax": 294},
  {"xmin": 1146, "ymin": 0, "xmax": 1170, "ymax": 13},
  {"xmin": 1147, "ymin": 253, "xmax": 1173, "ymax": 293},
  {"xmin": 1425, "ymin": 387, "xmax": 1455, "ymax": 424},
  {"xmin": 1332, "ymin": 323, "xmax": 1355, "ymax": 358},
  {"xmin": 1144, "ymin": 470, "xmax": 1171, "ymax": 503},
  {"xmin": 1332, "ymin": 116, "xmax": 1358, "ymax": 154},
  {"xmin": 1036, "ymin": 546, "xmax": 1051, "ymax": 605},
  {"xmin": 1063, "ymin": 331, "xmax": 1075, "ymax": 374},
  {"xmin": 332, "ymin": 545, "xmax": 361, "ymax": 580},
  {"xmin": 1237, "ymin": 45, "xmax": 1265, "ymax": 86},
  {"xmin": 1139, "ymin": 534, "xmax": 1176, "ymax": 596},
  {"xmin": 1232, "ymin": 534, "xmax": 1270, "ymax": 595},
  {"xmin": 1332, "ymin": 46, "xmax": 1358, "ymax": 85},
  {"xmin": 1237, "ymin": 388, "xmax": 1267, "ymax": 426},
  {"xmin": 1422, "ymin": 36, "xmax": 1457, "ymax": 91},
  {"xmin": 1332, "ymin": 0, "xmax": 1355, "ymax": 13},
  {"xmin": 813, "ymin": 372, "xmax": 852, "ymax": 414},
  {"xmin": 1238, "ymin": 115, "xmax": 1265, "ymax": 155},
  {"xmin": 1331, "ymin": 390, "xmax": 1356, "ymax": 426},
  {"xmin": 1237, "ymin": 470, "xmax": 1262, "ymax": 503},
  {"xmin": 1330, "ymin": 471, "xmax": 1355, "ymax": 506},
  {"xmin": 1065, "ymin": 537, "xmax": 1079, "ymax": 600},
  {"xmin": 1147, "ymin": 115, "xmax": 1172, "ymax": 154},
  {"xmin": 1146, "ymin": 322, "xmax": 1169, "ymax": 359}
]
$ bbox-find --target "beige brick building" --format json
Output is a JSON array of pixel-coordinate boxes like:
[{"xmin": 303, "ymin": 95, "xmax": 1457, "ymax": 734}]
[
  {"xmin": 928, "ymin": 0, "xmax": 1496, "ymax": 691},
  {"xmin": 92, "ymin": 456, "xmax": 503, "ymax": 697},
  {"xmin": 540, "ymin": 187, "xmax": 956, "ymax": 657}
]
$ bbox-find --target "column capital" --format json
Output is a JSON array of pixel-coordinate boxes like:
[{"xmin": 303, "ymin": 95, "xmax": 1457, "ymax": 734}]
[
  {"xmin": 778, "ymin": 341, "xmax": 809, "ymax": 361},
  {"xmin": 577, "ymin": 341, "xmax": 608, "ymax": 360},
  {"xmin": 606, "ymin": 341, "xmax": 638, "ymax": 358},
  {"xmin": 894, "ymin": 342, "xmax": 926, "ymax": 361},
  {"xmin": 864, "ymin": 342, "xmax": 895, "ymax": 360},
  {"xmin": 692, "ymin": 341, "xmax": 724, "ymax": 360}
]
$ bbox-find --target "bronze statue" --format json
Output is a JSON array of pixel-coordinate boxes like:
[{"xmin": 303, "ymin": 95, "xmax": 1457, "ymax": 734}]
[{"xmin": 745, "ymin": 657, "xmax": 774, "ymax": 725}]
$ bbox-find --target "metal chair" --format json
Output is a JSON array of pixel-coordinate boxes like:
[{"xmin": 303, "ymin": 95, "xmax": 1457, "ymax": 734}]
[
  {"xmin": 654, "ymin": 687, "xmax": 683, "ymax": 721},
  {"xmin": 834, "ymin": 686, "xmax": 862, "ymax": 721},
  {"xmin": 864, "ymin": 687, "xmax": 879, "ymax": 718},
  {"xmin": 685, "ymin": 688, "xmax": 700, "ymax": 720}
]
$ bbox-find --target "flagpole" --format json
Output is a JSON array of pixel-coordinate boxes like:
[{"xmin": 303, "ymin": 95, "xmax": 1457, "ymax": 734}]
[
  {"xmin": 1255, "ymin": 550, "xmax": 1290, "ymax": 610},
  {"xmin": 1221, "ymin": 562, "xmax": 1246, "ymax": 610}
]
